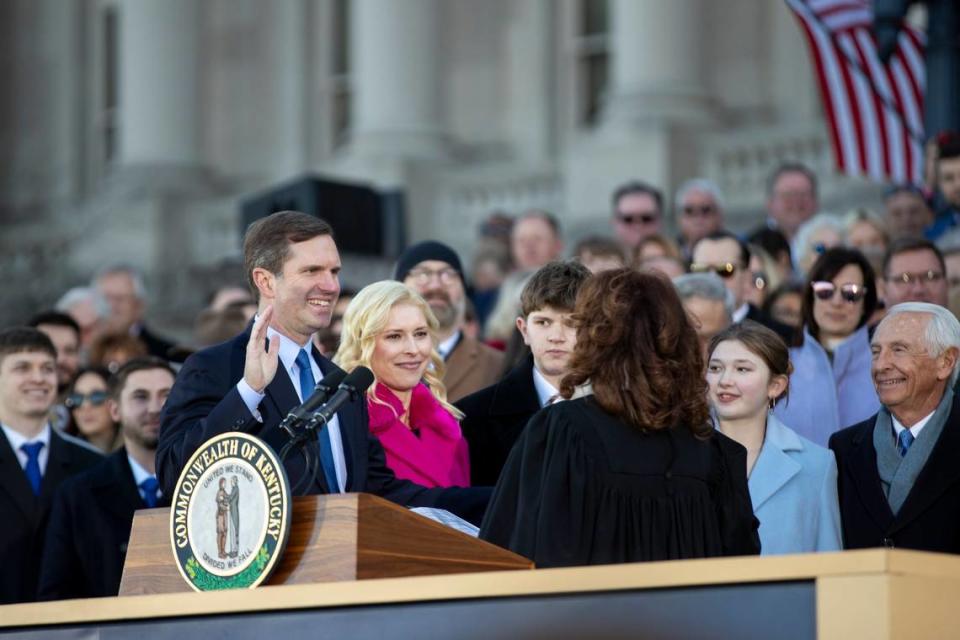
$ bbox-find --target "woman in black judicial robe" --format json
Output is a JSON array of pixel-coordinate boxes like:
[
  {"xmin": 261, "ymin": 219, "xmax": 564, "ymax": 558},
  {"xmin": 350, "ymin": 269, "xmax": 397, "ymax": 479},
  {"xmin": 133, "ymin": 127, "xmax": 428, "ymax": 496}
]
[{"xmin": 479, "ymin": 269, "xmax": 760, "ymax": 567}]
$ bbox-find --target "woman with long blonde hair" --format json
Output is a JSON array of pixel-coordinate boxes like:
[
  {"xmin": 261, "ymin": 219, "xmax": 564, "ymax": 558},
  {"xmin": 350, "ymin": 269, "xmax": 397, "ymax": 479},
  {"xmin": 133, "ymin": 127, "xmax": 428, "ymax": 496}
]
[{"xmin": 335, "ymin": 281, "xmax": 470, "ymax": 487}]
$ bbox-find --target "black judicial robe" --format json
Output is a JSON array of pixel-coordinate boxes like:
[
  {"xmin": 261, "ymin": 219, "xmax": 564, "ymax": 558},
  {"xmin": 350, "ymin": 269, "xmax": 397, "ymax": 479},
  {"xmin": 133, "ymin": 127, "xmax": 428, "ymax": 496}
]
[{"xmin": 479, "ymin": 397, "xmax": 760, "ymax": 567}]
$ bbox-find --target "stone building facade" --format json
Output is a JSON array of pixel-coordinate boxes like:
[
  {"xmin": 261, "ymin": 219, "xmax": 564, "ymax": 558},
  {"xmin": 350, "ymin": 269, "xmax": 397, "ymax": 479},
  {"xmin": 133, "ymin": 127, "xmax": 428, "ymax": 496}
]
[{"xmin": 0, "ymin": 0, "xmax": 898, "ymax": 334}]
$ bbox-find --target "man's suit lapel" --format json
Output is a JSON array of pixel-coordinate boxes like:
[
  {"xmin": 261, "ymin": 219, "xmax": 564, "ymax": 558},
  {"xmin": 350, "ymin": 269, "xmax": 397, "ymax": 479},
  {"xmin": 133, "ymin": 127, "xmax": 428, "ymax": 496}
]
[
  {"xmin": 489, "ymin": 357, "xmax": 539, "ymax": 417},
  {"xmin": 41, "ymin": 431, "xmax": 81, "ymax": 504},
  {"xmin": 0, "ymin": 430, "xmax": 37, "ymax": 521},
  {"xmin": 890, "ymin": 401, "xmax": 960, "ymax": 533},
  {"xmin": 92, "ymin": 450, "xmax": 146, "ymax": 517},
  {"xmin": 847, "ymin": 421, "xmax": 895, "ymax": 531}
]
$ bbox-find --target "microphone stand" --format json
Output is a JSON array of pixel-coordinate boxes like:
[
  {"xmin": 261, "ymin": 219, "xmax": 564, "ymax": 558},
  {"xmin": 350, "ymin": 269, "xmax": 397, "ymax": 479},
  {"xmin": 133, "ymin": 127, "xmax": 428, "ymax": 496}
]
[{"xmin": 278, "ymin": 415, "xmax": 322, "ymax": 496}]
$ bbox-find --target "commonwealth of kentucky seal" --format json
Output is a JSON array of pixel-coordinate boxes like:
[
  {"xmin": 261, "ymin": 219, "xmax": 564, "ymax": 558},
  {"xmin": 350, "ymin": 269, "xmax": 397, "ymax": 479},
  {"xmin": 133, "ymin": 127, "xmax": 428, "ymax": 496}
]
[{"xmin": 170, "ymin": 432, "xmax": 291, "ymax": 591}]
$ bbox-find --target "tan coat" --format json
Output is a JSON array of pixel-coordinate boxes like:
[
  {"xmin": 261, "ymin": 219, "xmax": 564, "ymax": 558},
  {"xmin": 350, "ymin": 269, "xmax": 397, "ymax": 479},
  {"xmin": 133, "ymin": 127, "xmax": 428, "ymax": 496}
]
[{"xmin": 443, "ymin": 335, "xmax": 505, "ymax": 403}]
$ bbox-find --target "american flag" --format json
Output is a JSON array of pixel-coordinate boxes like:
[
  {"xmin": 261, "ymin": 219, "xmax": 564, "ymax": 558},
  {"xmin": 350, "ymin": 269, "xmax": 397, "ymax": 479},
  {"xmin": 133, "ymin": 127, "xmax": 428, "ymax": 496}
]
[{"xmin": 785, "ymin": 0, "xmax": 926, "ymax": 185}]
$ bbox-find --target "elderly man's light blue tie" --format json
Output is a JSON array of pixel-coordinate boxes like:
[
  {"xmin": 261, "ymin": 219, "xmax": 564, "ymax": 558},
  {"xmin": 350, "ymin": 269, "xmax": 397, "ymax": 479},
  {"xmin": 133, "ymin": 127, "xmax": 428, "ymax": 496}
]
[
  {"xmin": 897, "ymin": 429, "xmax": 915, "ymax": 457},
  {"xmin": 295, "ymin": 349, "xmax": 340, "ymax": 492},
  {"xmin": 21, "ymin": 442, "xmax": 44, "ymax": 496}
]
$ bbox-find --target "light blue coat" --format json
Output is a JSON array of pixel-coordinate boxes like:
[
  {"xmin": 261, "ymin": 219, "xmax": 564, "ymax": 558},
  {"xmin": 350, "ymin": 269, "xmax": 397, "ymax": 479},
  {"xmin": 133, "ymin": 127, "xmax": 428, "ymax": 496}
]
[
  {"xmin": 773, "ymin": 324, "xmax": 879, "ymax": 447},
  {"xmin": 748, "ymin": 415, "xmax": 842, "ymax": 555}
]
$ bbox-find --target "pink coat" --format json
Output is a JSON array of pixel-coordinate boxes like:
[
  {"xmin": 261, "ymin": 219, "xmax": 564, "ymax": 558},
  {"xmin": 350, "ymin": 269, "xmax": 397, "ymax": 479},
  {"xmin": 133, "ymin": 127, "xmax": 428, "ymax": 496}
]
[{"xmin": 367, "ymin": 382, "xmax": 471, "ymax": 488}]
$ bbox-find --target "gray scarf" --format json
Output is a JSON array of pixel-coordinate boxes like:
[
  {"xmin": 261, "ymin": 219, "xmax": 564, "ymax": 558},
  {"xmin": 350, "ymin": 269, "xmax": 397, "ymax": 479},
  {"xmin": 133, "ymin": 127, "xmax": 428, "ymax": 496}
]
[{"xmin": 873, "ymin": 387, "xmax": 954, "ymax": 515}]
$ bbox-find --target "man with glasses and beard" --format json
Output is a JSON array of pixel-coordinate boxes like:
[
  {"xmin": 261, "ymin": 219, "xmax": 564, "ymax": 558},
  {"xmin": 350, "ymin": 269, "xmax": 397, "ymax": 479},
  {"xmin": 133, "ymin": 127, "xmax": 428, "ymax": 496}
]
[
  {"xmin": 38, "ymin": 357, "xmax": 174, "ymax": 600},
  {"xmin": 395, "ymin": 241, "xmax": 504, "ymax": 402},
  {"xmin": 691, "ymin": 231, "xmax": 795, "ymax": 344}
]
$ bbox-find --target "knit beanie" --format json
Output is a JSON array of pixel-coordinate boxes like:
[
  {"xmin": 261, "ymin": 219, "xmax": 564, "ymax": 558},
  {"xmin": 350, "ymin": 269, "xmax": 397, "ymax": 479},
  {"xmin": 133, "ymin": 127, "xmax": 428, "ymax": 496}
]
[{"xmin": 393, "ymin": 241, "xmax": 465, "ymax": 286}]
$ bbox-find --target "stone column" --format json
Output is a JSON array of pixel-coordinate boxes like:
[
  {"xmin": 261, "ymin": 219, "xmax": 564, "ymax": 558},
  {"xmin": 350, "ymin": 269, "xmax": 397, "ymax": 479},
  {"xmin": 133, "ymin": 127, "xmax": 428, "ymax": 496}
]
[
  {"xmin": 602, "ymin": 0, "xmax": 712, "ymax": 128},
  {"xmin": 347, "ymin": 0, "xmax": 447, "ymax": 160},
  {"xmin": 117, "ymin": 0, "xmax": 201, "ymax": 168}
]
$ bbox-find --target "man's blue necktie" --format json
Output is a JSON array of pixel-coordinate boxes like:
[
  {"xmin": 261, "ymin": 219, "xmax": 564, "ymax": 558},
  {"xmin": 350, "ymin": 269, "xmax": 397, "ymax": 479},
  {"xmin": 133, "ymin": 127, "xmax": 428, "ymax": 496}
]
[
  {"xmin": 296, "ymin": 349, "xmax": 341, "ymax": 492},
  {"xmin": 897, "ymin": 428, "xmax": 915, "ymax": 457},
  {"xmin": 140, "ymin": 476, "xmax": 160, "ymax": 508},
  {"xmin": 21, "ymin": 442, "xmax": 44, "ymax": 496}
]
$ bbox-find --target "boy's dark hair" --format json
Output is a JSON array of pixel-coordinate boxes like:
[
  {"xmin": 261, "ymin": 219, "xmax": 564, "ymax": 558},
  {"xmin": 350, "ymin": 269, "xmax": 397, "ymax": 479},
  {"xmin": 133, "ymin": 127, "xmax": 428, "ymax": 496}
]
[
  {"xmin": 0, "ymin": 327, "xmax": 57, "ymax": 367},
  {"xmin": 519, "ymin": 261, "xmax": 592, "ymax": 317}
]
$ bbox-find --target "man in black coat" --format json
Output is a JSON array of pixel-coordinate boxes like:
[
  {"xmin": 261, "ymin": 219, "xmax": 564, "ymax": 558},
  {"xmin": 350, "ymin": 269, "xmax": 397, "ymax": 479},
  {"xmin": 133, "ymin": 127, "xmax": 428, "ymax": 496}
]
[
  {"xmin": 157, "ymin": 212, "xmax": 488, "ymax": 523},
  {"xmin": 691, "ymin": 232, "xmax": 795, "ymax": 344},
  {"xmin": 457, "ymin": 261, "xmax": 591, "ymax": 486},
  {"xmin": 830, "ymin": 303, "xmax": 960, "ymax": 552},
  {"xmin": 0, "ymin": 328, "xmax": 102, "ymax": 604},
  {"xmin": 38, "ymin": 358, "xmax": 175, "ymax": 599}
]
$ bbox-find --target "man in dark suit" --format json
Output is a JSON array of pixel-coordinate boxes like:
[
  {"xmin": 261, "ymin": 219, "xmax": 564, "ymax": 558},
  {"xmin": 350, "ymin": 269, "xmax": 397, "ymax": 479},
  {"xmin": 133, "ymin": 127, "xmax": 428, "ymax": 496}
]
[
  {"xmin": 830, "ymin": 302, "xmax": 960, "ymax": 552},
  {"xmin": 157, "ymin": 212, "xmax": 488, "ymax": 523},
  {"xmin": 0, "ymin": 328, "xmax": 102, "ymax": 604},
  {"xmin": 691, "ymin": 231, "xmax": 795, "ymax": 344},
  {"xmin": 38, "ymin": 357, "xmax": 174, "ymax": 599},
  {"xmin": 94, "ymin": 265, "xmax": 176, "ymax": 360},
  {"xmin": 457, "ymin": 261, "xmax": 591, "ymax": 486},
  {"xmin": 394, "ymin": 241, "xmax": 504, "ymax": 402}
]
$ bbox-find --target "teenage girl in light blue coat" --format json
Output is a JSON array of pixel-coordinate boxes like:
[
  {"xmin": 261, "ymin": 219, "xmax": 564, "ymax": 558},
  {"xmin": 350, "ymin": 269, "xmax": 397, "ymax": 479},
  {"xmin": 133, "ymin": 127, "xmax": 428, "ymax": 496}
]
[{"xmin": 707, "ymin": 321, "xmax": 841, "ymax": 554}]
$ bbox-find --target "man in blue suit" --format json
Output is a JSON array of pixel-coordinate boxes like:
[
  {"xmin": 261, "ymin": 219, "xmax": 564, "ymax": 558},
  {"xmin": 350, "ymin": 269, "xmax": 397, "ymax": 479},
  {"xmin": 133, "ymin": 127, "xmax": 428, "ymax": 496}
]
[
  {"xmin": 39, "ymin": 357, "xmax": 175, "ymax": 599},
  {"xmin": 157, "ymin": 211, "xmax": 487, "ymax": 523},
  {"xmin": 0, "ymin": 328, "xmax": 102, "ymax": 604}
]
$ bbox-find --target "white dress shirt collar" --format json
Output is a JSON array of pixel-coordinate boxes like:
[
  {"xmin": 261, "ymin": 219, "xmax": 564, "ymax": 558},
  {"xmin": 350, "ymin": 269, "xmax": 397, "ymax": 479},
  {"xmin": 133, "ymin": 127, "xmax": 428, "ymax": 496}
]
[
  {"xmin": 1, "ymin": 422, "xmax": 52, "ymax": 474},
  {"xmin": 532, "ymin": 366, "xmax": 562, "ymax": 408}
]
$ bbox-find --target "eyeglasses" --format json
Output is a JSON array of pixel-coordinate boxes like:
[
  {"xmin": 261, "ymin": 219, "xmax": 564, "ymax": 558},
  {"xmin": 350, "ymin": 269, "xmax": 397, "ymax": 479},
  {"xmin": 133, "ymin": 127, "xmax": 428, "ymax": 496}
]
[
  {"xmin": 690, "ymin": 262, "xmax": 739, "ymax": 279},
  {"xmin": 65, "ymin": 391, "xmax": 109, "ymax": 409},
  {"xmin": 812, "ymin": 281, "xmax": 868, "ymax": 303},
  {"xmin": 614, "ymin": 212, "xmax": 658, "ymax": 226},
  {"xmin": 885, "ymin": 270, "xmax": 945, "ymax": 286},
  {"xmin": 407, "ymin": 267, "xmax": 460, "ymax": 286},
  {"xmin": 682, "ymin": 204, "xmax": 716, "ymax": 217}
]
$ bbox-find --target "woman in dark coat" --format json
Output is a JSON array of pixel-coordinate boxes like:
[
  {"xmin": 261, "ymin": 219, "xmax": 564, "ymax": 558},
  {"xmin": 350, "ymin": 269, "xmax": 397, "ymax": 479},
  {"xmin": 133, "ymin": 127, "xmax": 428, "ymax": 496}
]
[{"xmin": 480, "ymin": 269, "xmax": 760, "ymax": 567}]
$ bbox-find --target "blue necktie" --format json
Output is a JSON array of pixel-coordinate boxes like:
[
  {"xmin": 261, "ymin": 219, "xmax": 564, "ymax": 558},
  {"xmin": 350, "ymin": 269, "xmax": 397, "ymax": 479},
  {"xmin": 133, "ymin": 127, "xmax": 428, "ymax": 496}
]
[
  {"xmin": 21, "ymin": 442, "xmax": 44, "ymax": 496},
  {"xmin": 295, "ymin": 349, "xmax": 341, "ymax": 493},
  {"xmin": 897, "ymin": 429, "xmax": 915, "ymax": 457},
  {"xmin": 140, "ymin": 476, "xmax": 160, "ymax": 508}
]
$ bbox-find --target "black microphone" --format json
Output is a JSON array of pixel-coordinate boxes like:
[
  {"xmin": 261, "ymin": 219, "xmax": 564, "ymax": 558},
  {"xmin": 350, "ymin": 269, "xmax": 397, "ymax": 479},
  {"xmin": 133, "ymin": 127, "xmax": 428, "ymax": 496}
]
[
  {"xmin": 306, "ymin": 366, "xmax": 375, "ymax": 429},
  {"xmin": 282, "ymin": 368, "xmax": 348, "ymax": 430}
]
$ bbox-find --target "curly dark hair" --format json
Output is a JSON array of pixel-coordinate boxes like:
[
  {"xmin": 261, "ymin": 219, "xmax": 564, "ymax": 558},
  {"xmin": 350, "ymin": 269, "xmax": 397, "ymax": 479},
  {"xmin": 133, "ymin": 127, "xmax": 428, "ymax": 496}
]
[{"xmin": 559, "ymin": 268, "xmax": 712, "ymax": 436}]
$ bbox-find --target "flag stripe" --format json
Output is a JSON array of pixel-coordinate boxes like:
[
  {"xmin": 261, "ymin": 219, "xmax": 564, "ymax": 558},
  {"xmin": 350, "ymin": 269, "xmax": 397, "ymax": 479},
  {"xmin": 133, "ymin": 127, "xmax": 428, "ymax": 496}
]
[{"xmin": 785, "ymin": 0, "xmax": 926, "ymax": 185}]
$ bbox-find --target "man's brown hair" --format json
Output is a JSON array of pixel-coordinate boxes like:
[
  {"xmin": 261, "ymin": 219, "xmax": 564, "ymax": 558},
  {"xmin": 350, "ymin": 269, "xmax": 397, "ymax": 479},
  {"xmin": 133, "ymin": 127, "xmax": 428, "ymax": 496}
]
[
  {"xmin": 0, "ymin": 327, "xmax": 56, "ymax": 368},
  {"xmin": 108, "ymin": 356, "xmax": 176, "ymax": 399},
  {"xmin": 243, "ymin": 211, "xmax": 334, "ymax": 298},
  {"xmin": 519, "ymin": 261, "xmax": 592, "ymax": 317}
]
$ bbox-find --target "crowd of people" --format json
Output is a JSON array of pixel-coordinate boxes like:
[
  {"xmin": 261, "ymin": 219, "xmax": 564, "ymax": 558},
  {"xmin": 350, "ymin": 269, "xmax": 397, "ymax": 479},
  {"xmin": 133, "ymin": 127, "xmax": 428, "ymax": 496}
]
[{"xmin": 4, "ymin": 133, "xmax": 960, "ymax": 604}]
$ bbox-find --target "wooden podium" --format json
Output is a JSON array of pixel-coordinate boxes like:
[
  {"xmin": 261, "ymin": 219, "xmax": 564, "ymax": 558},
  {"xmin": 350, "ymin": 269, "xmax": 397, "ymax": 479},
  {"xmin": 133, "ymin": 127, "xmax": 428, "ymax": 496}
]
[{"xmin": 118, "ymin": 493, "xmax": 532, "ymax": 595}]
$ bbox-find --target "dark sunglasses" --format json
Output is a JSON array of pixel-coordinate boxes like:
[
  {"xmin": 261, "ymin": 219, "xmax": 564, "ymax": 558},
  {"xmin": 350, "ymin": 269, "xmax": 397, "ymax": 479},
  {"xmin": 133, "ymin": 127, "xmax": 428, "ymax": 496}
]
[
  {"xmin": 615, "ymin": 212, "xmax": 658, "ymax": 225},
  {"xmin": 812, "ymin": 281, "xmax": 868, "ymax": 303},
  {"xmin": 682, "ymin": 204, "xmax": 716, "ymax": 217},
  {"xmin": 65, "ymin": 391, "xmax": 109, "ymax": 409},
  {"xmin": 690, "ymin": 262, "xmax": 739, "ymax": 279}
]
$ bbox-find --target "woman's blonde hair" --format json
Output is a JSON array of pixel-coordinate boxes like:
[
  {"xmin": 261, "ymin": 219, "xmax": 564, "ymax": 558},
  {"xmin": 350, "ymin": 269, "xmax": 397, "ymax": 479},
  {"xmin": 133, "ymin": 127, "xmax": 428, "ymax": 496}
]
[{"xmin": 333, "ymin": 280, "xmax": 462, "ymax": 419}]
